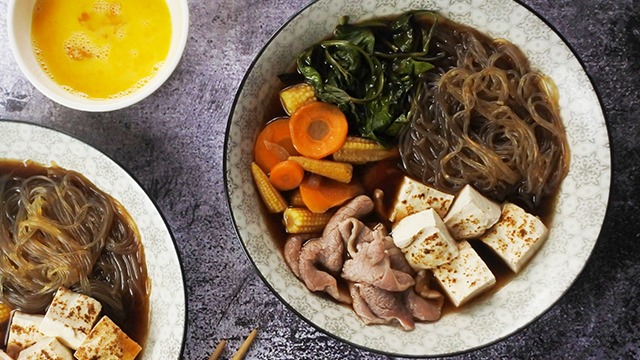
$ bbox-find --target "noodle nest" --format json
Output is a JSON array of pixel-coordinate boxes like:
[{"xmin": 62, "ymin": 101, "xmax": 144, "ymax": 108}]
[
  {"xmin": 0, "ymin": 165, "xmax": 147, "ymax": 322},
  {"xmin": 400, "ymin": 21, "xmax": 569, "ymax": 209}
]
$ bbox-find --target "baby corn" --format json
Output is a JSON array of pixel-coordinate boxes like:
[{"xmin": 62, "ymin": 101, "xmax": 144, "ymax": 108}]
[
  {"xmin": 251, "ymin": 162, "xmax": 287, "ymax": 213},
  {"xmin": 280, "ymin": 83, "xmax": 317, "ymax": 115},
  {"xmin": 289, "ymin": 189, "xmax": 305, "ymax": 207},
  {"xmin": 288, "ymin": 156, "xmax": 353, "ymax": 183},
  {"xmin": 332, "ymin": 136, "xmax": 399, "ymax": 164},
  {"xmin": 0, "ymin": 302, "xmax": 10, "ymax": 324},
  {"xmin": 283, "ymin": 207, "xmax": 332, "ymax": 234}
]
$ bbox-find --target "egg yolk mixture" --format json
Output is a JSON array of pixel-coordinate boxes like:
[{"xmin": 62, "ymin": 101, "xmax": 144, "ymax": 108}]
[{"xmin": 31, "ymin": 0, "xmax": 172, "ymax": 99}]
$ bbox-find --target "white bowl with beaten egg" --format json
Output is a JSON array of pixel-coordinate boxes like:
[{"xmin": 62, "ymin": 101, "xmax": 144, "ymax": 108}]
[
  {"xmin": 7, "ymin": 0, "xmax": 189, "ymax": 112},
  {"xmin": 224, "ymin": 0, "xmax": 611, "ymax": 357}
]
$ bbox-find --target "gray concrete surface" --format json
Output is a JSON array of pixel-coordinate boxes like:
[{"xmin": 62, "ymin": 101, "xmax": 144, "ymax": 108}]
[{"xmin": 1, "ymin": 1, "xmax": 638, "ymax": 359}]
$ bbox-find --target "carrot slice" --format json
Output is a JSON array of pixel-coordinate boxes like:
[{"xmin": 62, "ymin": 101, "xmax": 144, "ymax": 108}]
[
  {"xmin": 299, "ymin": 174, "xmax": 364, "ymax": 213},
  {"xmin": 289, "ymin": 102, "xmax": 348, "ymax": 159},
  {"xmin": 269, "ymin": 160, "xmax": 304, "ymax": 191},
  {"xmin": 254, "ymin": 117, "xmax": 299, "ymax": 173}
]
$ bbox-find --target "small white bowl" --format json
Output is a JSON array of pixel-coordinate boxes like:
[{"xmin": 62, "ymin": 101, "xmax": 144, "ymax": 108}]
[{"xmin": 6, "ymin": 0, "xmax": 189, "ymax": 112}]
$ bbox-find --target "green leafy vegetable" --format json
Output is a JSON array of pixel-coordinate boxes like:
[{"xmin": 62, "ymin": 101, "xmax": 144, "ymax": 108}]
[{"xmin": 295, "ymin": 11, "xmax": 438, "ymax": 144}]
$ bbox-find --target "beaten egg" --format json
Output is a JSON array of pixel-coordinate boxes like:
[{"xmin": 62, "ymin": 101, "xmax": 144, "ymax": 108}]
[{"xmin": 31, "ymin": 0, "xmax": 172, "ymax": 99}]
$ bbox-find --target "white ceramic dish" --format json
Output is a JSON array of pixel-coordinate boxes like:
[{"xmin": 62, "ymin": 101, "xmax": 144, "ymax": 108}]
[
  {"xmin": 0, "ymin": 120, "xmax": 186, "ymax": 359},
  {"xmin": 225, "ymin": 0, "xmax": 611, "ymax": 356},
  {"xmin": 6, "ymin": 0, "xmax": 189, "ymax": 112}
]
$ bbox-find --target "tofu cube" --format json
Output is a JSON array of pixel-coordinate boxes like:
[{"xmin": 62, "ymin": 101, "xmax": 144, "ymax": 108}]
[
  {"xmin": 391, "ymin": 208, "xmax": 459, "ymax": 270},
  {"xmin": 6, "ymin": 312, "xmax": 45, "ymax": 358},
  {"xmin": 0, "ymin": 350, "xmax": 14, "ymax": 360},
  {"xmin": 432, "ymin": 240, "xmax": 496, "ymax": 307},
  {"xmin": 480, "ymin": 202, "xmax": 549, "ymax": 273},
  {"xmin": 39, "ymin": 287, "xmax": 102, "ymax": 350},
  {"xmin": 74, "ymin": 316, "xmax": 141, "ymax": 360},
  {"xmin": 388, "ymin": 176, "xmax": 454, "ymax": 222},
  {"xmin": 17, "ymin": 337, "xmax": 73, "ymax": 360},
  {"xmin": 444, "ymin": 184, "xmax": 501, "ymax": 240}
]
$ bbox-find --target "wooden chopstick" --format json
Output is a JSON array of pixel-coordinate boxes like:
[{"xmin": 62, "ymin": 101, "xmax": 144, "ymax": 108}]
[
  {"xmin": 209, "ymin": 328, "xmax": 258, "ymax": 360},
  {"xmin": 208, "ymin": 339, "xmax": 227, "ymax": 360},
  {"xmin": 231, "ymin": 328, "xmax": 258, "ymax": 360}
]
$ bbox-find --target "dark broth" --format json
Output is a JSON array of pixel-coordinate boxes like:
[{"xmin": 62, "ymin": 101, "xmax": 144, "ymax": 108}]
[
  {"xmin": 0, "ymin": 159, "xmax": 150, "ymax": 347},
  {"xmin": 257, "ymin": 11, "xmax": 562, "ymax": 321},
  {"xmin": 258, "ymin": 90, "xmax": 559, "ymax": 317},
  {"xmin": 263, "ymin": 157, "xmax": 558, "ymax": 315}
]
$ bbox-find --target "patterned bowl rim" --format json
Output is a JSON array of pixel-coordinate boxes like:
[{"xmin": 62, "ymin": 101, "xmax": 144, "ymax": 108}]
[{"xmin": 224, "ymin": 0, "xmax": 612, "ymax": 357}]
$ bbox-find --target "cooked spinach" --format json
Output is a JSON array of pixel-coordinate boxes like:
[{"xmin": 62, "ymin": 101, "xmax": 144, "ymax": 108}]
[{"xmin": 295, "ymin": 11, "xmax": 438, "ymax": 145}]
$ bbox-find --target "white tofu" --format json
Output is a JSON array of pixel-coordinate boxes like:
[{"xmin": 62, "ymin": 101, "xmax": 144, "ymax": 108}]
[
  {"xmin": 0, "ymin": 350, "xmax": 14, "ymax": 360},
  {"xmin": 444, "ymin": 184, "xmax": 501, "ymax": 240},
  {"xmin": 74, "ymin": 316, "xmax": 141, "ymax": 360},
  {"xmin": 432, "ymin": 240, "xmax": 496, "ymax": 307},
  {"xmin": 391, "ymin": 208, "xmax": 459, "ymax": 270},
  {"xmin": 480, "ymin": 202, "xmax": 549, "ymax": 273},
  {"xmin": 388, "ymin": 176, "xmax": 454, "ymax": 222},
  {"xmin": 6, "ymin": 312, "xmax": 45, "ymax": 358},
  {"xmin": 16, "ymin": 337, "xmax": 73, "ymax": 360},
  {"xmin": 39, "ymin": 287, "xmax": 102, "ymax": 350}
]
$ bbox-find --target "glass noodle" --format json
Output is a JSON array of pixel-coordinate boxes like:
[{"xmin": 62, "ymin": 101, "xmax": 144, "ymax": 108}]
[
  {"xmin": 400, "ymin": 15, "xmax": 569, "ymax": 210},
  {"xmin": 0, "ymin": 163, "xmax": 148, "ymax": 328}
]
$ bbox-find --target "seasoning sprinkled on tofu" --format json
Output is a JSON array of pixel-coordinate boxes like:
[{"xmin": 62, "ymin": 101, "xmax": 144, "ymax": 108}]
[
  {"xmin": 391, "ymin": 208, "xmax": 459, "ymax": 270},
  {"xmin": 432, "ymin": 240, "xmax": 496, "ymax": 307},
  {"xmin": 443, "ymin": 184, "xmax": 501, "ymax": 240},
  {"xmin": 39, "ymin": 287, "xmax": 102, "ymax": 350},
  {"xmin": 6, "ymin": 312, "xmax": 45, "ymax": 358},
  {"xmin": 74, "ymin": 316, "xmax": 141, "ymax": 360},
  {"xmin": 388, "ymin": 176, "xmax": 454, "ymax": 222},
  {"xmin": 0, "ymin": 349, "xmax": 14, "ymax": 360},
  {"xmin": 480, "ymin": 202, "xmax": 549, "ymax": 273},
  {"xmin": 16, "ymin": 337, "xmax": 73, "ymax": 360}
]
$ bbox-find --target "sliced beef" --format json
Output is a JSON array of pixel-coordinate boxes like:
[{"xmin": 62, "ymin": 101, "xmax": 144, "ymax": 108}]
[
  {"xmin": 351, "ymin": 283, "xmax": 415, "ymax": 331},
  {"xmin": 407, "ymin": 270, "xmax": 444, "ymax": 321},
  {"xmin": 284, "ymin": 234, "xmax": 313, "ymax": 278},
  {"xmin": 295, "ymin": 196, "xmax": 375, "ymax": 304},
  {"xmin": 414, "ymin": 270, "xmax": 445, "ymax": 300},
  {"xmin": 404, "ymin": 289, "xmax": 443, "ymax": 322},
  {"xmin": 289, "ymin": 194, "xmax": 444, "ymax": 322},
  {"xmin": 341, "ymin": 219, "xmax": 414, "ymax": 292},
  {"xmin": 298, "ymin": 238, "xmax": 351, "ymax": 304},
  {"xmin": 343, "ymin": 218, "xmax": 374, "ymax": 256},
  {"xmin": 323, "ymin": 195, "xmax": 374, "ymax": 239},
  {"xmin": 382, "ymin": 237, "xmax": 414, "ymax": 276},
  {"xmin": 349, "ymin": 282, "xmax": 387, "ymax": 326},
  {"xmin": 350, "ymin": 282, "xmax": 443, "ymax": 328},
  {"xmin": 372, "ymin": 189, "xmax": 391, "ymax": 228}
]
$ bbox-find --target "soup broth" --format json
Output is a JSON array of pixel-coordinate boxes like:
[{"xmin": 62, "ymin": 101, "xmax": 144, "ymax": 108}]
[
  {"xmin": 253, "ymin": 10, "xmax": 568, "ymax": 329},
  {"xmin": 265, "ymin": 156, "xmax": 559, "ymax": 314}
]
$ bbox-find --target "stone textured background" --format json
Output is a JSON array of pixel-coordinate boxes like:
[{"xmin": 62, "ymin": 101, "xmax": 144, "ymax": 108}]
[{"xmin": 1, "ymin": 0, "xmax": 638, "ymax": 359}]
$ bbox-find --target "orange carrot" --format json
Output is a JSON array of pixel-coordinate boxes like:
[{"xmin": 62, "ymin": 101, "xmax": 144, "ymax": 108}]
[
  {"xmin": 254, "ymin": 117, "xmax": 299, "ymax": 173},
  {"xmin": 289, "ymin": 102, "xmax": 348, "ymax": 159},
  {"xmin": 299, "ymin": 174, "xmax": 364, "ymax": 213},
  {"xmin": 269, "ymin": 160, "xmax": 304, "ymax": 191}
]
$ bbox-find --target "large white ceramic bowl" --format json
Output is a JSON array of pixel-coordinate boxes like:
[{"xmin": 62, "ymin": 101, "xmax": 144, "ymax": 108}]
[
  {"xmin": 225, "ymin": 0, "xmax": 611, "ymax": 356},
  {"xmin": 0, "ymin": 120, "xmax": 186, "ymax": 359},
  {"xmin": 6, "ymin": 0, "xmax": 189, "ymax": 112}
]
